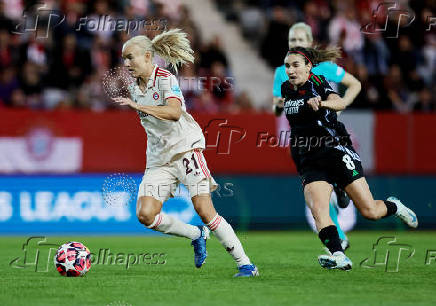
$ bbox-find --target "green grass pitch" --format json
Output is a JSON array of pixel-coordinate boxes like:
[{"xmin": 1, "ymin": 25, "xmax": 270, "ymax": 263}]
[{"xmin": 1, "ymin": 231, "xmax": 435, "ymax": 306}]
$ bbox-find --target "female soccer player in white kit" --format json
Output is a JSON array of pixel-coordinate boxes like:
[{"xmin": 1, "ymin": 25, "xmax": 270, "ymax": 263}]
[{"xmin": 112, "ymin": 29, "xmax": 258, "ymax": 277}]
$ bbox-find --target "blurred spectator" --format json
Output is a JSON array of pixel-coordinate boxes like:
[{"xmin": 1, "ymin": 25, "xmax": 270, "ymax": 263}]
[
  {"xmin": 384, "ymin": 65, "xmax": 417, "ymax": 113},
  {"xmin": 0, "ymin": 29, "xmax": 14, "ymax": 69},
  {"xmin": 228, "ymin": 91, "xmax": 256, "ymax": 114},
  {"xmin": 260, "ymin": 6, "xmax": 291, "ymax": 67},
  {"xmin": 0, "ymin": 65, "xmax": 18, "ymax": 106},
  {"xmin": 239, "ymin": 4, "xmax": 265, "ymax": 46},
  {"xmin": 0, "ymin": 1, "xmax": 14, "ymax": 31},
  {"xmin": 19, "ymin": 61, "xmax": 43, "ymax": 108},
  {"xmin": 178, "ymin": 63, "xmax": 198, "ymax": 110},
  {"xmin": 48, "ymin": 33, "xmax": 92, "ymax": 89},
  {"xmin": 76, "ymin": 72, "xmax": 107, "ymax": 111},
  {"xmin": 18, "ymin": 34, "xmax": 49, "ymax": 72},
  {"xmin": 154, "ymin": 0, "xmax": 182, "ymax": 21},
  {"xmin": 303, "ymin": 0, "xmax": 331, "ymax": 44},
  {"xmin": 208, "ymin": 61, "xmax": 233, "ymax": 111},
  {"xmin": 191, "ymin": 91, "xmax": 219, "ymax": 114},
  {"xmin": 417, "ymin": 35, "xmax": 436, "ymax": 86},
  {"xmin": 413, "ymin": 87, "xmax": 435, "ymax": 112},
  {"xmin": 329, "ymin": 6, "xmax": 364, "ymax": 64},
  {"xmin": 363, "ymin": 34, "xmax": 390, "ymax": 76},
  {"xmin": 199, "ymin": 36, "xmax": 229, "ymax": 73},
  {"xmin": 392, "ymin": 36, "xmax": 419, "ymax": 83},
  {"xmin": 10, "ymin": 88, "xmax": 26, "ymax": 108},
  {"xmin": 91, "ymin": 37, "xmax": 114, "ymax": 76}
]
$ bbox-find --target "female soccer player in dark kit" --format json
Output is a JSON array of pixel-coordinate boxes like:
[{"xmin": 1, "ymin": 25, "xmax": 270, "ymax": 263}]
[{"xmin": 279, "ymin": 46, "xmax": 418, "ymax": 270}]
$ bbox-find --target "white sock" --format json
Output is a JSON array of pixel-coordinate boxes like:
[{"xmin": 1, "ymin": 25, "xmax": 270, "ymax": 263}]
[
  {"xmin": 147, "ymin": 213, "xmax": 201, "ymax": 240},
  {"xmin": 207, "ymin": 214, "xmax": 251, "ymax": 267}
]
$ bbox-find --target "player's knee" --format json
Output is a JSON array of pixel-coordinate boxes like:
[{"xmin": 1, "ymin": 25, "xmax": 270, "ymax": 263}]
[
  {"xmin": 137, "ymin": 207, "xmax": 157, "ymax": 226},
  {"xmin": 360, "ymin": 205, "xmax": 379, "ymax": 220}
]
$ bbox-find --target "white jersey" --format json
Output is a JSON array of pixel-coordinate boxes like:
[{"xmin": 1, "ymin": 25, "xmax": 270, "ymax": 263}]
[{"xmin": 129, "ymin": 65, "xmax": 205, "ymax": 168}]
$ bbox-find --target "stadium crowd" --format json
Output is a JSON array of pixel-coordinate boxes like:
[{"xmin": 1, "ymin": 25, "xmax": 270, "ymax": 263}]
[
  {"xmin": 217, "ymin": 0, "xmax": 435, "ymax": 112},
  {"xmin": 0, "ymin": 0, "xmax": 254, "ymax": 113},
  {"xmin": 0, "ymin": 0, "xmax": 434, "ymax": 113}
]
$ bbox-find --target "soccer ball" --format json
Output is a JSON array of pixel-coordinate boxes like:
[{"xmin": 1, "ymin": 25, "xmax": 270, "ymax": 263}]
[{"xmin": 54, "ymin": 242, "xmax": 91, "ymax": 277}]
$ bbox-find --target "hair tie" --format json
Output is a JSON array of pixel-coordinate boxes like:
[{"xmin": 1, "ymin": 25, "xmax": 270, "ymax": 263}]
[{"xmin": 288, "ymin": 50, "xmax": 312, "ymax": 66}]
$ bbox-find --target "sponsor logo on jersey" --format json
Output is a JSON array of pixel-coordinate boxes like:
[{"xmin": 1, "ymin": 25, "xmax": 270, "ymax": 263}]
[
  {"xmin": 284, "ymin": 98, "xmax": 304, "ymax": 114},
  {"xmin": 153, "ymin": 92, "xmax": 159, "ymax": 100}
]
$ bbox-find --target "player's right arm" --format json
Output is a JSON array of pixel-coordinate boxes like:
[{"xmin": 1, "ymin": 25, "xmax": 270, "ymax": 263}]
[
  {"xmin": 112, "ymin": 97, "xmax": 182, "ymax": 121},
  {"xmin": 272, "ymin": 66, "xmax": 285, "ymax": 116}
]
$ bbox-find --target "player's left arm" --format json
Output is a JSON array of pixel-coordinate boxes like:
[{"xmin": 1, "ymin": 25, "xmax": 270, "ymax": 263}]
[
  {"xmin": 340, "ymin": 72, "xmax": 361, "ymax": 108},
  {"xmin": 319, "ymin": 93, "xmax": 347, "ymax": 111},
  {"xmin": 317, "ymin": 62, "xmax": 361, "ymax": 114},
  {"xmin": 112, "ymin": 97, "xmax": 182, "ymax": 121}
]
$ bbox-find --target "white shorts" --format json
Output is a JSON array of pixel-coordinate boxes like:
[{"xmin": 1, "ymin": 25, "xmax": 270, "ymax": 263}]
[{"xmin": 138, "ymin": 149, "xmax": 218, "ymax": 203}]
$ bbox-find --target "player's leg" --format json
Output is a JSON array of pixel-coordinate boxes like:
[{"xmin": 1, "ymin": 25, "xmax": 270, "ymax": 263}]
[
  {"xmin": 191, "ymin": 192, "xmax": 258, "ymax": 277},
  {"xmin": 329, "ymin": 190, "xmax": 349, "ymax": 250},
  {"xmin": 191, "ymin": 192, "xmax": 251, "ymax": 266},
  {"xmin": 344, "ymin": 177, "xmax": 418, "ymax": 227},
  {"xmin": 334, "ymin": 184, "xmax": 350, "ymax": 208},
  {"xmin": 136, "ymin": 196, "xmax": 202, "ymax": 239},
  {"xmin": 304, "ymin": 181, "xmax": 352, "ymax": 270},
  {"xmin": 136, "ymin": 167, "xmax": 202, "ymax": 239},
  {"xmin": 183, "ymin": 149, "xmax": 258, "ymax": 276},
  {"xmin": 329, "ymin": 201, "xmax": 347, "ymax": 239}
]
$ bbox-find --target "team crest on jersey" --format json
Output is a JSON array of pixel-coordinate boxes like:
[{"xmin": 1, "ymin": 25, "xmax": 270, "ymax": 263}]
[{"xmin": 153, "ymin": 92, "xmax": 159, "ymax": 100}]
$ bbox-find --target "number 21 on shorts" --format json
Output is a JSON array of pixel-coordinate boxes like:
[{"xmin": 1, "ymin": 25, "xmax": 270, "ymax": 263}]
[{"xmin": 182, "ymin": 153, "xmax": 200, "ymax": 175}]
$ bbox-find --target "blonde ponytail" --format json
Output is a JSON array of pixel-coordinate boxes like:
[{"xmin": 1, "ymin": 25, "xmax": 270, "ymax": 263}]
[{"xmin": 151, "ymin": 28, "xmax": 194, "ymax": 73}]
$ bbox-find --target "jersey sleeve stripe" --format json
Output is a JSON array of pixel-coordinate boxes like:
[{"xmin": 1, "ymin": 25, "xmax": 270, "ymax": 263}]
[
  {"xmin": 156, "ymin": 67, "xmax": 171, "ymax": 77},
  {"xmin": 158, "ymin": 67, "xmax": 171, "ymax": 74},
  {"xmin": 165, "ymin": 96, "xmax": 182, "ymax": 106}
]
